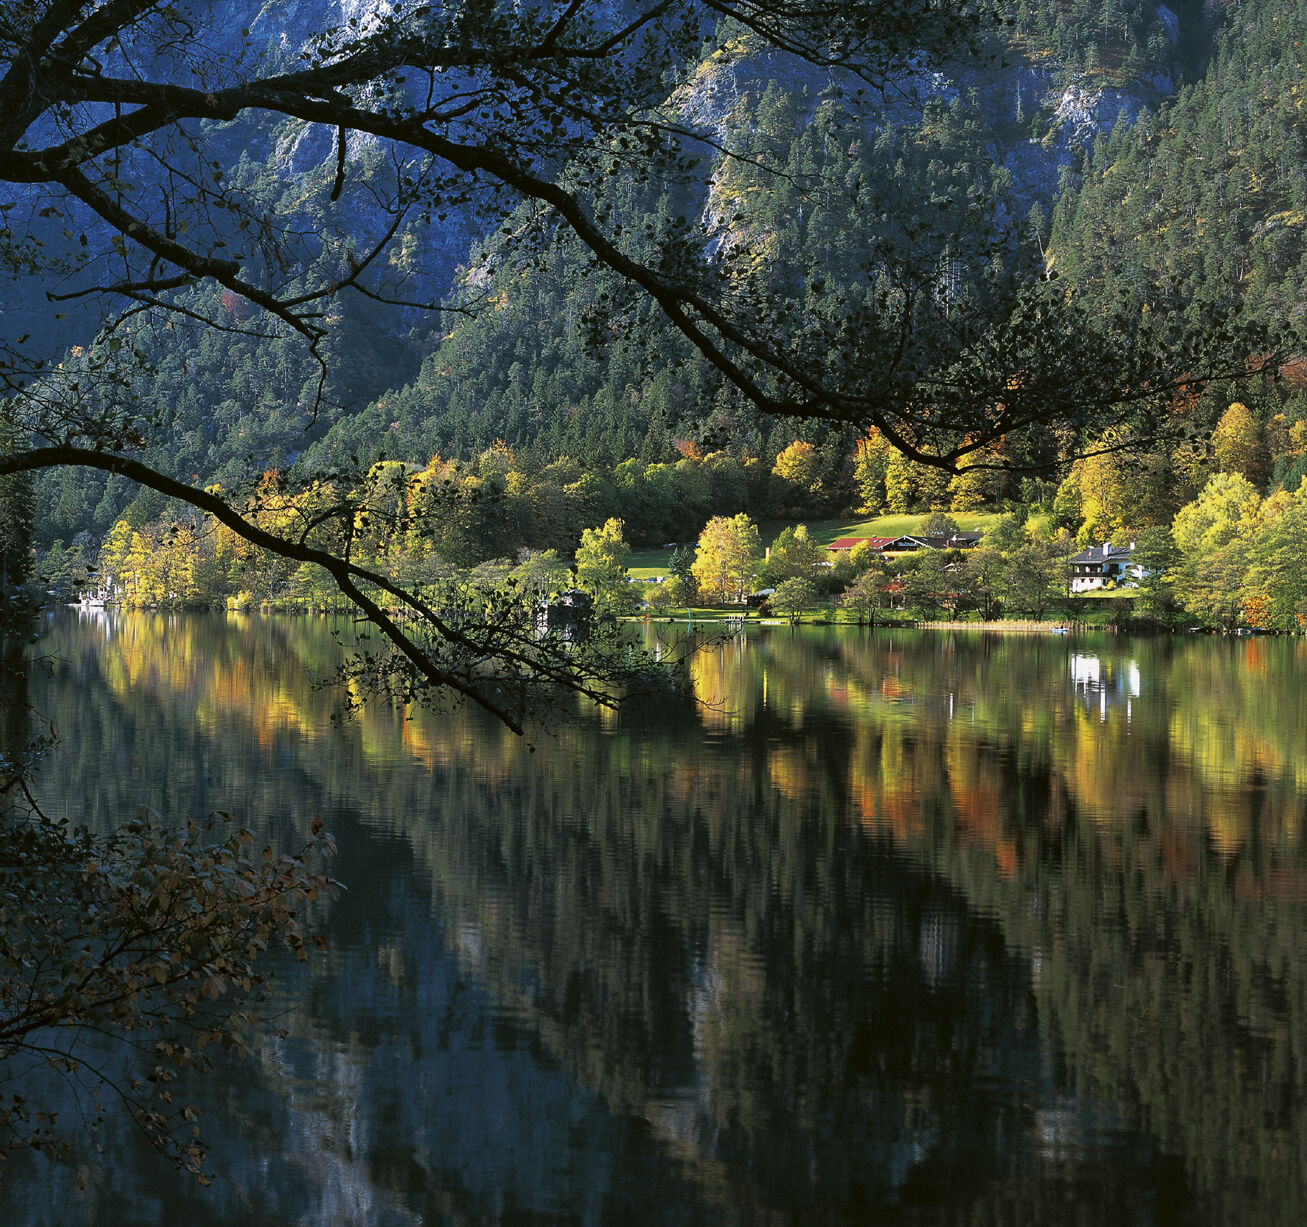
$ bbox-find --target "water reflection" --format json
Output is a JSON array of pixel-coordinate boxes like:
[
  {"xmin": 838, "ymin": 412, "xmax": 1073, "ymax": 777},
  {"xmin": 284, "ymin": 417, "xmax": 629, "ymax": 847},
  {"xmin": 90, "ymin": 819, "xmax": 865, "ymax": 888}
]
[{"xmin": 9, "ymin": 613, "xmax": 1307, "ymax": 1224}]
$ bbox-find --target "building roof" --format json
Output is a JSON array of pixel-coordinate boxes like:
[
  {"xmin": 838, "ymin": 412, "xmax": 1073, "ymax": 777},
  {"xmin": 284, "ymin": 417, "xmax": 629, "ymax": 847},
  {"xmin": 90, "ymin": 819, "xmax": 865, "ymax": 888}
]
[
  {"xmin": 900, "ymin": 532, "xmax": 984, "ymax": 550},
  {"xmin": 1069, "ymin": 541, "xmax": 1137, "ymax": 566},
  {"xmin": 827, "ymin": 531, "xmax": 983, "ymax": 553},
  {"xmin": 827, "ymin": 536, "xmax": 897, "ymax": 551}
]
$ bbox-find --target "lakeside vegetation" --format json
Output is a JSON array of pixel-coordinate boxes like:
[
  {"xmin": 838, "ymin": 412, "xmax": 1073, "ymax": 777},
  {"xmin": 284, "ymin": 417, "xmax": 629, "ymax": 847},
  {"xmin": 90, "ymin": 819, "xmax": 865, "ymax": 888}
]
[
  {"xmin": 36, "ymin": 405, "xmax": 1307, "ymax": 635},
  {"xmin": 45, "ymin": 451, "xmax": 1305, "ymax": 634}
]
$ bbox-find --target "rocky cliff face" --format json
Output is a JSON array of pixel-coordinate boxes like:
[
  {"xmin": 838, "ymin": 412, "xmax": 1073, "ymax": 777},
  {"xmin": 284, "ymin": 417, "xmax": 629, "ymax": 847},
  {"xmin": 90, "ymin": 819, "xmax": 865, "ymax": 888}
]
[
  {"xmin": 993, "ymin": 63, "xmax": 1175, "ymax": 215},
  {"xmin": 18, "ymin": 0, "xmax": 1198, "ymax": 332},
  {"xmin": 674, "ymin": 3, "xmax": 1194, "ymax": 243}
]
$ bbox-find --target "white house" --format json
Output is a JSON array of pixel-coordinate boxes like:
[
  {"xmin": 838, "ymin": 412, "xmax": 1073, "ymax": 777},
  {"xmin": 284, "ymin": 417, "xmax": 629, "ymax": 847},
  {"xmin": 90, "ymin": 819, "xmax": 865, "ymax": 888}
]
[{"xmin": 1068, "ymin": 541, "xmax": 1149, "ymax": 593}]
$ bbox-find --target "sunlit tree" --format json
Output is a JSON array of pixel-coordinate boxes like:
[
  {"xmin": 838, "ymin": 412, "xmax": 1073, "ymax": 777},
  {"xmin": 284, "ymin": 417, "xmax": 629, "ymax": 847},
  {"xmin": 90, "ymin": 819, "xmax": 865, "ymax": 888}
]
[
  {"xmin": 1170, "ymin": 473, "xmax": 1265, "ymax": 628},
  {"xmin": 1212, "ymin": 401, "xmax": 1266, "ymax": 488},
  {"xmin": 853, "ymin": 431, "xmax": 894, "ymax": 514},
  {"xmin": 575, "ymin": 517, "xmax": 635, "ymax": 613},
  {"xmin": 840, "ymin": 557, "xmax": 896, "ymax": 624},
  {"xmin": 770, "ymin": 577, "xmax": 821, "ymax": 624},
  {"xmin": 761, "ymin": 524, "xmax": 828, "ymax": 586},
  {"xmin": 692, "ymin": 514, "xmax": 763, "ymax": 605}
]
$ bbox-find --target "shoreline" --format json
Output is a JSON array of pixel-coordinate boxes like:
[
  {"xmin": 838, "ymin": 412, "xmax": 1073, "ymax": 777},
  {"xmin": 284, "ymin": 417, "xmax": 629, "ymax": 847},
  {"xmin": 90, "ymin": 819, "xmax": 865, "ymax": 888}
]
[
  {"xmin": 640, "ymin": 614, "xmax": 1206, "ymax": 634},
  {"xmin": 71, "ymin": 604, "xmax": 1231, "ymax": 635},
  {"xmin": 642, "ymin": 614, "xmax": 1083, "ymax": 632}
]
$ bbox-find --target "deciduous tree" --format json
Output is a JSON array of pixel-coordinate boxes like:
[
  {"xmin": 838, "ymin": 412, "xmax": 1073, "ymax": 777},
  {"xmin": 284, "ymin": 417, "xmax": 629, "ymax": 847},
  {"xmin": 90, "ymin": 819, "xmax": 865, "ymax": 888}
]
[
  {"xmin": 770, "ymin": 576, "xmax": 820, "ymax": 623},
  {"xmin": 761, "ymin": 524, "xmax": 828, "ymax": 586},
  {"xmin": 840, "ymin": 556, "xmax": 896, "ymax": 624},
  {"xmin": 692, "ymin": 514, "xmax": 763, "ymax": 605},
  {"xmin": 575, "ymin": 517, "xmax": 634, "ymax": 612},
  {"xmin": 1171, "ymin": 473, "xmax": 1264, "ymax": 628},
  {"xmin": 1212, "ymin": 402, "xmax": 1266, "ymax": 488},
  {"xmin": 853, "ymin": 430, "xmax": 894, "ymax": 514}
]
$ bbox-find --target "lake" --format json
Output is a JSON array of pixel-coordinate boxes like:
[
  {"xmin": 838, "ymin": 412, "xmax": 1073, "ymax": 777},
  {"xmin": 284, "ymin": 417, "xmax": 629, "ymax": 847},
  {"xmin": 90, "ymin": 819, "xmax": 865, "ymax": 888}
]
[{"xmin": 6, "ymin": 610, "xmax": 1307, "ymax": 1224}]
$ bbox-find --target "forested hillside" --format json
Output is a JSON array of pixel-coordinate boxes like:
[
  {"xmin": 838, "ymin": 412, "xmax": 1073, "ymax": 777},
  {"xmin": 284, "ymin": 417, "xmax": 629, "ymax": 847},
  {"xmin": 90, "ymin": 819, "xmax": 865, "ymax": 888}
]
[
  {"xmin": 300, "ymin": 0, "xmax": 1214, "ymax": 476},
  {"xmin": 1052, "ymin": 0, "xmax": 1307, "ymax": 326},
  {"xmin": 22, "ymin": 0, "xmax": 1245, "ymax": 550}
]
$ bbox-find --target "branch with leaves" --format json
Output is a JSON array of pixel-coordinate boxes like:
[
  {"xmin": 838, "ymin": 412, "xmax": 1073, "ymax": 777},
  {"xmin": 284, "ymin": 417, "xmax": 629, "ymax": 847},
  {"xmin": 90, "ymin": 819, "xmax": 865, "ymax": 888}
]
[
  {"xmin": 0, "ymin": 445, "xmax": 672, "ymax": 731},
  {"xmin": 0, "ymin": 784, "xmax": 337, "ymax": 1184}
]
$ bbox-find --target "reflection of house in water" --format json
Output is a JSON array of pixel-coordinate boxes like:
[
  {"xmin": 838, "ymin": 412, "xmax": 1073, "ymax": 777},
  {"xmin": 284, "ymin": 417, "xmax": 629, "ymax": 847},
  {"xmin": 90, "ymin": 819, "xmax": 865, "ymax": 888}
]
[
  {"xmin": 1070, "ymin": 653, "xmax": 1141, "ymax": 720},
  {"xmin": 534, "ymin": 589, "xmax": 594, "ymax": 642}
]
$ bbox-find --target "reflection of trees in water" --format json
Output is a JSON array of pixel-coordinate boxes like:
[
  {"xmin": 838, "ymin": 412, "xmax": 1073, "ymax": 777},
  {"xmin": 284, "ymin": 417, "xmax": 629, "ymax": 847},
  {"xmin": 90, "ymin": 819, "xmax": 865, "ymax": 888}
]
[
  {"xmin": 356, "ymin": 727, "xmax": 1080, "ymax": 1220},
  {"xmin": 716, "ymin": 628, "xmax": 1307, "ymax": 1223},
  {"xmin": 26, "ymin": 613, "xmax": 1307, "ymax": 1222},
  {"xmin": 0, "ymin": 635, "xmax": 28, "ymax": 776}
]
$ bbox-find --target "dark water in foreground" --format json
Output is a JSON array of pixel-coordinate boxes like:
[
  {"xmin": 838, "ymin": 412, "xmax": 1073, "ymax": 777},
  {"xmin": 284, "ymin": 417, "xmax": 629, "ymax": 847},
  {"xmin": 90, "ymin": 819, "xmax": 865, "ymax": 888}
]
[{"xmin": 7, "ymin": 610, "xmax": 1307, "ymax": 1224}]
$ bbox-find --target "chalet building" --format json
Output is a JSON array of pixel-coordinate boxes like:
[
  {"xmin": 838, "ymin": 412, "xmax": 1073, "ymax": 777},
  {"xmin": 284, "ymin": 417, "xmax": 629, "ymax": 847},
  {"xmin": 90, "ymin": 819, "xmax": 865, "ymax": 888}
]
[
  {"xmin": 898, "ymin": 531, "xmax": 984, "ymax": 551},
  {"xmin": 1068, "ymin": 541, "xmax": 1147, "ymax": 592}
]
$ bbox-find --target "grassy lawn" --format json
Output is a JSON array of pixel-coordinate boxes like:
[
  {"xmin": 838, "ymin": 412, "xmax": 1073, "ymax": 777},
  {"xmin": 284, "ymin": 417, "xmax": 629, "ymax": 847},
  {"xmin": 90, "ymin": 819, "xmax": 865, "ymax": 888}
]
[
  {"xmin": 1024, "ymin": 510, "xmax": 1054, "ymax": 539},
  {"xmin": 791, "ymin": 511, "xmax": 1005, "ymax": 546},
  {"xmin": 624, "ymin": 512, "xmax": 1009, "ymax": 580},
  {"xmin": 626, "ymin": 512, "xmax": 1007, "ymax": 577},
  {"xmin": 633, "ymin": 606, "xmax": 759, "ymax": 623},
  {"xmin": 627, "ymin": 555, "xmax": 676, "ymax": 579}
]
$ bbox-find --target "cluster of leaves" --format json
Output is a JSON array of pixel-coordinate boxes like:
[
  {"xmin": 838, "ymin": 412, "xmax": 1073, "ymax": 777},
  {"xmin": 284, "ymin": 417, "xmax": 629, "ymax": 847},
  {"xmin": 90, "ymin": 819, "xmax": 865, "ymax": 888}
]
[{"xmin": 0, "ymin": 735, "xmax": 337, "ymax": 1182}]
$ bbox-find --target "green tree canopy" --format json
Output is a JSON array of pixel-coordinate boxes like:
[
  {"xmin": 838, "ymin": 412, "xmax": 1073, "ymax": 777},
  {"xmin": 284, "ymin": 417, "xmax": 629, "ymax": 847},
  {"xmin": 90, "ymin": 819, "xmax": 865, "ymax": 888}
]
[
  {"xmin": 575, "ymin": 517, "xmax": 634, "ymax": 613},
  {"xmin": 761, "ymin": 524, "xmax": 828, "ymax": 586},
  {"xmin": 770, "ymin": 576, "xmax": 820, "ymax": 623}
]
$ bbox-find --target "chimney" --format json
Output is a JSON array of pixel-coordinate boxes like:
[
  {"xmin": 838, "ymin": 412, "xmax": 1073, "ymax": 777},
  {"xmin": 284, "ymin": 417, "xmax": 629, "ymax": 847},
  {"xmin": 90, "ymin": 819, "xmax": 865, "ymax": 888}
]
[{"xmin": 1101, "ymin": 542, "xmax": 1111, "ymax": 557}]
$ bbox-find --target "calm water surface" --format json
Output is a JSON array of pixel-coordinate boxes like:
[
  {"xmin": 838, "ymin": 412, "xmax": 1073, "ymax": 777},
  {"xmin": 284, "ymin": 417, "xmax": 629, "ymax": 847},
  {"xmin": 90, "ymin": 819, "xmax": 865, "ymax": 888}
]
[{"xmin": 7, "ymin": 609, "xmax": 1307, "ymax": 1225}]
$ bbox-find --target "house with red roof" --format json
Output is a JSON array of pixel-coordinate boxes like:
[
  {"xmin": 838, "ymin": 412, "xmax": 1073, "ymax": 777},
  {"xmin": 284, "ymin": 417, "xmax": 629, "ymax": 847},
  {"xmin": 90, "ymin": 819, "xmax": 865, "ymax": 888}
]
[{"xmin": 827, "ymin": 536, "xmax": 898, "ymax": 554}]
